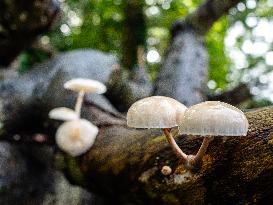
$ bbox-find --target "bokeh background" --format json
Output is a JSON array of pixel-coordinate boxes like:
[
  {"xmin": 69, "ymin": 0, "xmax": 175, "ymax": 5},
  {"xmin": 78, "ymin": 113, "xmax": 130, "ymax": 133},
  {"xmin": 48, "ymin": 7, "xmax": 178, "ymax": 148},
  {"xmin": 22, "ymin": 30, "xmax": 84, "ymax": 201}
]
[{"xmin": 17, "ymin": 0, "xmax": 273, "ymax": 108}]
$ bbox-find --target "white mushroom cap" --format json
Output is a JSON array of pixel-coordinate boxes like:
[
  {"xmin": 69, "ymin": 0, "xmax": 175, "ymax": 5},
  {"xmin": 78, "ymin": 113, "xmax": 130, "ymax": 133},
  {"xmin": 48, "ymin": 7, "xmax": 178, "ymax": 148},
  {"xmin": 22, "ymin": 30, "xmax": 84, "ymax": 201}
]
[
  {"xmin": 64, "ymin": 78, "xmax": 107, "ymax": 94},
  {"xmin": 56, "ymin": 119, "xmax": 98, "ymax": 156},
  {"xmin": 179, "ymin": 101, "xmax": 249, "ymax": 136},
  {"xmin": 49, "ymin": 107, "xmax": 78, "ymax": 121},
  {"xmin": 127, "ymin": 96, "xmax": 187, "ymax": 128}
]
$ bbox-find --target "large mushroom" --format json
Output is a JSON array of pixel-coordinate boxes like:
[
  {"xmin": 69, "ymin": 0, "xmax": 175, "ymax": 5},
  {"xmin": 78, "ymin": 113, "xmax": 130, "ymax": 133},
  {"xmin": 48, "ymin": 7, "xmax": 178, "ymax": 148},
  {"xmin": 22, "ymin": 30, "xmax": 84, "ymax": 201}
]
[
  {"xmin": 127, "ymin": 96, "xmax": 189, "ymax": 162},
  {"xmin": 179, "ymin": 101, "xmax": 249, "ymax": 167}
]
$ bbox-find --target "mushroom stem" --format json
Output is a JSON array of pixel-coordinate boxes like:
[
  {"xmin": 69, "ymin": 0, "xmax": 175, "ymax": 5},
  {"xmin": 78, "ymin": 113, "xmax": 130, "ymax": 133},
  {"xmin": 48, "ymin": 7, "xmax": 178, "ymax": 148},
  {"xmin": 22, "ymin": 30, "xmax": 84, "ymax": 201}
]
[
  {"xmin": 162, "ymin": 128, "xmax": 188, "ymax": 162},
  {"xmin": 189, "ymin": 136, "xmax": 213, "ymax": 166},
  {"xmin": 75, "ymin": 90, "xmax": 85, "ymax": 117}
]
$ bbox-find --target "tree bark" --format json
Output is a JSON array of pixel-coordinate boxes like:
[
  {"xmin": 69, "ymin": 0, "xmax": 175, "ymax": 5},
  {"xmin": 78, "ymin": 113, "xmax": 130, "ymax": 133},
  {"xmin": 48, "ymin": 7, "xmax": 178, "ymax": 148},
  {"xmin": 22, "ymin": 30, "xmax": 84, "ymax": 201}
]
[
  {"xmin": 0, "ymin": 0, "xmax": 60, "ymax": 67},
  {"xmin": 0, "ymin": 57, "xmax": 272, "ymax": 204},
  {"xmin": 154, "ymin": 0, "xmax": 242, "ymax": 106},
  {"xmin": 122, "ymin": 0, "xmax": 146, "ymax": 72},
  {"xmin": 154, "ymin": 26, "xmax": 208, "ymax": 106},
  {"xmin": 185, "ymin": 0, "xmax": 242, "ymax": 35},
  {"xmin": 208, "ymin": 83, "xmax": 252, "ymax": 105},
  {"xmin": 72, "ymin": 106, "xmax": 273, "ymax": 205}
]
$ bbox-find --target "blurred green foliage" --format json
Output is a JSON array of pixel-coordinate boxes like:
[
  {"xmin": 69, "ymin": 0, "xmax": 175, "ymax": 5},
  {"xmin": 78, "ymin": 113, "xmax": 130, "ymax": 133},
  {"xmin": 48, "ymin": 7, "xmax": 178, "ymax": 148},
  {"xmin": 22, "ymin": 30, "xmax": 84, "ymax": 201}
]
[
  {"xmin": 19, "ymin": 0, "xmax": 273, "ymax": 105},
  {"xmin": 18, "ymin": 49, "xmax": 50, "ymax": 73}
]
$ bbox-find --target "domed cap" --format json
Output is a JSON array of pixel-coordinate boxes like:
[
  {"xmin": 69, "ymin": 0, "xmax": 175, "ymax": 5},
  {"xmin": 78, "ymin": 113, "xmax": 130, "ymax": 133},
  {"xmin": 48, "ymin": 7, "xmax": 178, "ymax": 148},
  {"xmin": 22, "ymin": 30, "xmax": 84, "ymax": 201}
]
[
  {"xmin": 127, "ymin": 96, "xmax": 187, "ymax": 128},
  {"xmin": 49, "ymin": 107, "xmax": 78, "ymax": 121},
  {"xmin": 64, "ymin": 78, "xmax": 107, "ymax": 94},
  {"xmin": 179, "ymin": 101, "xmax": 249, "ymax": 136},
  {"xmin": 56, "ymin": 119, "xmax": 98, "ymax": 156}
]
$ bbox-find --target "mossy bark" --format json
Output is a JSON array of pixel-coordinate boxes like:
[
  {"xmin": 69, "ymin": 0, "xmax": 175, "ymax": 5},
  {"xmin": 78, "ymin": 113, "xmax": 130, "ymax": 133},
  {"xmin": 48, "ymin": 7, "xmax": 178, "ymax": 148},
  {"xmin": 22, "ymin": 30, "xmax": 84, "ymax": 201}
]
[{"xmin": 68, "ymin": 106, "xmax": 273, "ymax": 204}]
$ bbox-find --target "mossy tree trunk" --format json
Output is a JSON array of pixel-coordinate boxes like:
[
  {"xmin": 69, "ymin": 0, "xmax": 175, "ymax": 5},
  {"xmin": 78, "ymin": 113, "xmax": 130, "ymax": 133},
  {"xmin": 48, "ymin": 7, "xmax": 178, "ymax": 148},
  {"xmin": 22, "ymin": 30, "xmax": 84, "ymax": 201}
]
[
  {"xmin": 64, "ymin": 106, "xmax": 272, "ymax": 205},
  {"xmin": 0, "ymin": 0, "xmax": 271, "ymax": 204},
  {"xmin": 0, "ymin": 56, "xmax": 272, "ymax": 204}
]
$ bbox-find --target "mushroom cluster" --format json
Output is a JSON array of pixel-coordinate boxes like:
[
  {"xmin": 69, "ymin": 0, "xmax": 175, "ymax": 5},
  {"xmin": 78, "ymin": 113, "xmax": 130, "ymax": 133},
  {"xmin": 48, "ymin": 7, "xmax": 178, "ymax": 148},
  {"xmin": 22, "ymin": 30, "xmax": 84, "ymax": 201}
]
[
  {"xmin": 49, "ymin": 78, "xmax": 106, "ymax": 156},
  {"xmin": 127, "ymin": 97, "xmax": 249, "ymax": 169}
]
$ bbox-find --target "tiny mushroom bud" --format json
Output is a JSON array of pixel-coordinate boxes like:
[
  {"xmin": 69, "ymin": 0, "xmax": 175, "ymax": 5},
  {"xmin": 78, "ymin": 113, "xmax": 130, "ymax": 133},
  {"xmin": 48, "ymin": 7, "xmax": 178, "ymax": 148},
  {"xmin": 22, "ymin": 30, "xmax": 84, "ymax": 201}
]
[
  {"xmin": 179, "ymin": 101, "xmax": 249, "ymax": 167},
  {"xmin": 56, "ymin": 119, "xmax": 98, "ymax": 157},
  {"xmin": 127, "ymin": 96, "xmax": 189, "ymax": 162},
  {"xmin": 161, "ymin": 166, "xmax": 172, "ymax": 176},
  {"xmin": 64, "ymin": 78, "xmax": 107, "ymax": 117},
  {"xmin": 49, "ymin": 107, "xmax": 78, "ymax": 121}
]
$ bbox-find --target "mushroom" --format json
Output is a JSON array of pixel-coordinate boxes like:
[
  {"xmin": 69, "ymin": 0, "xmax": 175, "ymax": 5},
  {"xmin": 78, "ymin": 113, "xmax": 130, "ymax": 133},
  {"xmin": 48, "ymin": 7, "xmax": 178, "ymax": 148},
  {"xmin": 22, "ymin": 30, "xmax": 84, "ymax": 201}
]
[
  {"xmin": 49, "ymin": 107, "xmax": 78, "ymax": 121},
  {"xmin": 161, "ymin": 166, "xmax": 172, "ymax": 176},
  {"xmin": 127, "ymin": 96, "xmax": 189, "ymax": 162},
  {"xmin": 56, "ymin": 119, "xmax": 98, "ymax": 156},
  {"xmin": 179, "ymin": 101, "xmax": 249, "ymax": 167},
  {"xmin": 64, "ymin": 78, "xmax": 107, "ymax": 117}
]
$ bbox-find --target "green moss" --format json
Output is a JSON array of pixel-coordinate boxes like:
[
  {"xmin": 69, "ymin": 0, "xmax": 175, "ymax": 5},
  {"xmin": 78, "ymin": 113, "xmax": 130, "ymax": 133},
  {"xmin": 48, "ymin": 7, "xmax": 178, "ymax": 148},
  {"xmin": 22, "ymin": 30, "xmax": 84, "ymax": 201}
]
[
  {"xmin": 150, "ymin": 135, "xmax": 166, "ymax": 144},
  {"xmin": 161, "ymin": 193, "xmax": 179, "ymax": 205},
  {"xmin": 54, "ymin": 152, "xmax": 66, "ymax": 170},
  {"xmin": 65, "ymin": 155, "xmax": 85, "ymax": 185}
]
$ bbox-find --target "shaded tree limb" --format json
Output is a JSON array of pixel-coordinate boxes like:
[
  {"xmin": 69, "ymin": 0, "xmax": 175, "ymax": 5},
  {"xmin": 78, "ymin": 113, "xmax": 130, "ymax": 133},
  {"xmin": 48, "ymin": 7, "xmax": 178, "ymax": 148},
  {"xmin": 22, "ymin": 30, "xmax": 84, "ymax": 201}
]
[
  {"xmin": 0, "ymin": 0, "xmax": 60, "ymax": 66},
  {"xmin": 122, "ymin": 0, "xmax": 146, "ymax": 72},
  {"xmin": 154, "ymin": 0, "xmax": 243, "ymax": 106},
  {"xmin": 0, "ymin": 50, "xmax": 272, "ymax": 204},
  {"xmin": 208, "ymin": 84, "xmax": 252, "ymax": 105},
  {"xmin": 173, "ymin": 0, "xmax": 242, "ymax": 36},
  {"xmin": 73, "ymin": 106, "xmax": 273, "ymax": 205}
]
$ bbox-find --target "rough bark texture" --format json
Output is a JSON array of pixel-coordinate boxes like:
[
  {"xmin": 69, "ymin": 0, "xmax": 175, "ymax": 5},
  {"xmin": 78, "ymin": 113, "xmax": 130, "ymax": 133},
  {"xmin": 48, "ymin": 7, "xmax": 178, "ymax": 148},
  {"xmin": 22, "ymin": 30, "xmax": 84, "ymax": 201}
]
[
  {"xmin": 0, "ymin": 51, "xmax": 272, "ymax": 204},
  {"xmin": 74, "ymin": 106, "xmax": 273, "ymax": 205},
  {"xmin": 185, "ymin": 0, "xmax": 242, "ymax": 35},
  {"xmin": 0, "ymin": 0, "xmax": 59, "ymax": 66},
  {"xmin": 154, "ymin": 27, "xmax": 208, "ymax": 106}
]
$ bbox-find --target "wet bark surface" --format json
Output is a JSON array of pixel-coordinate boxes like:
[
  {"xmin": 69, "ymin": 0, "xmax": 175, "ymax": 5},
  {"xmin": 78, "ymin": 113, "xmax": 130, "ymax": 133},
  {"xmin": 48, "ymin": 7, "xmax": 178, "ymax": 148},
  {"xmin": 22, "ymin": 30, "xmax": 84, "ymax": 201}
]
[{"xmin": 74, "ymin": 106, "xmax": 273, "ymax": 205}]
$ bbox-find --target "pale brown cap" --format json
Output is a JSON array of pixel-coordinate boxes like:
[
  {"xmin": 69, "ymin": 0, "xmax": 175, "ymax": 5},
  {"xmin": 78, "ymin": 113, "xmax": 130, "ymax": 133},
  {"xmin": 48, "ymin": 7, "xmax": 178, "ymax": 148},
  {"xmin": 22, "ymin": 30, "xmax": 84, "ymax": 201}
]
[
  {"xmin": 56, "ymin": 119, "xmax": 98, "ymax": 156},
  {"xmin": 179, "ymin": 101, "xmax": 249, "ymax": 136},
  {"xmin": 127, "ymin": 96, "xmax": 187, "ymax": 128},
  {"xmin": 49, "ymin": 107, "xmax": 78, "ymax": 121},
  {"xmin": 161, "ymin": 166, "xmax": 172, "ymax": 176},
  {"xmin": 64, "ymin": 78, "xmax": 106, "ymax": 94}
]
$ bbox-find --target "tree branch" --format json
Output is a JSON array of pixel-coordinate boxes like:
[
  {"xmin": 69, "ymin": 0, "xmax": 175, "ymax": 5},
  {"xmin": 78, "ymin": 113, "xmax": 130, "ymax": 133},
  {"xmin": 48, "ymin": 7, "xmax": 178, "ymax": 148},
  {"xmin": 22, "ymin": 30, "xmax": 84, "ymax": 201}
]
[
  {"xmin": 208, "ymin": 84, "xmax": 252, "ymax": 105},
  {"xmin": 73, "ymin": 106, "xmax": 273, "ymax": 204},
  {"xmin": 0, "ymin": 51, "xmax": 272, "ymax": 204},
  {"xmin": 184, "ymin": 0, "xmax": 242, "ymax": 35},
  {"xmin": 0, "ymin": 0, "xmax": 60, "ymax": 66}
]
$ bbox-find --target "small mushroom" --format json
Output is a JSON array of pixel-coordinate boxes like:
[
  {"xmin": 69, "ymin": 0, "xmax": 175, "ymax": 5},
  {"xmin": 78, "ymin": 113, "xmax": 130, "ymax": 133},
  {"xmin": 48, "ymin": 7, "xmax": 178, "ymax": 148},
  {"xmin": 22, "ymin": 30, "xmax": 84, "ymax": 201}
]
[
  {"xmin": 179, "ymin": 101, "xmax": 249, "ymax": 167},
  {"xmin": 127, "ymin": 96, "xmax": 189, "ymax": 162},
  {"xmin": 161, "ymin": 166, "xmax": 172, "ymax": 176},
  {"xmin": 56, "ymin": 119, "xmax": 98, "ymax": 156},
  {"xmin": 49, "ymin": 107, "xmax": 78, "ymax": 121},
  {"xmin": 64, "ymin": 78, "xmax": 107, "ymax": 117}
]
